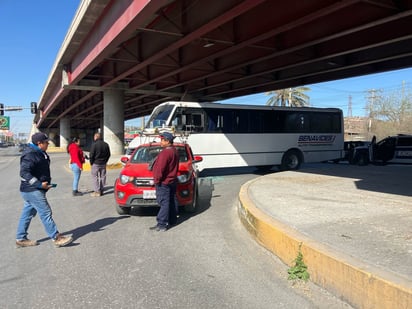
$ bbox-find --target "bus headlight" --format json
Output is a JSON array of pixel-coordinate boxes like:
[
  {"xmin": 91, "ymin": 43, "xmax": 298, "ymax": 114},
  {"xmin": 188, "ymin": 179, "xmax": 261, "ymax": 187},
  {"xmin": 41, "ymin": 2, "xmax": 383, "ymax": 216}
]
[{"xmin": 177, "ymin": 173, "xmax": 190, "ymax": 184}]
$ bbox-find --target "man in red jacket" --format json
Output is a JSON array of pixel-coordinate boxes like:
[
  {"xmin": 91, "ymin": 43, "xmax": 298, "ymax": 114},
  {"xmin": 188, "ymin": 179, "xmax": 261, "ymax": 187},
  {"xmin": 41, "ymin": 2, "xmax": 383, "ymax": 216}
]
[{"xmin": 150, "ymin": 132, "xmax": 179, "ymax": 231}]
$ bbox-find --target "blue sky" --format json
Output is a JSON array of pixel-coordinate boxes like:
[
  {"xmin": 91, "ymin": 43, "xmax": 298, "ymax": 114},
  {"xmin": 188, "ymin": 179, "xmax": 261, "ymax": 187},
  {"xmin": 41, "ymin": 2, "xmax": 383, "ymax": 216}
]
[{"xmin": 1, "ymin": 1, "xmax": 411, "ymax": 135}]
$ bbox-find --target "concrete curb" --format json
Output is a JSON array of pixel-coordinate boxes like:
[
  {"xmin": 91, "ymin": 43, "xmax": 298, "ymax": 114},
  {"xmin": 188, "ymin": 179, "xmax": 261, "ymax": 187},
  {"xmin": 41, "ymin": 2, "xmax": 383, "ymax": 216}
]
[
  {"xmin": 47, "ymin": 148, "xmax": 123, "ymax": 171},
  {"xmin": 238, "ymin": 177, "xmax": 412, "ymax": 309},
  {"xmin": 81, "ymin": 162, "xmax": 123, "ymax": 171}
]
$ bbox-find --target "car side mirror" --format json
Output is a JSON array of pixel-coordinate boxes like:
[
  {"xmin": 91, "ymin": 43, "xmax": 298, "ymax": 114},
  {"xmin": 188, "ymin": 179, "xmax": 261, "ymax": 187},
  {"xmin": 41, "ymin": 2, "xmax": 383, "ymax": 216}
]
[
  {"xmin": 120, "ymin": 156, "xmax": 129, "ymax": 164},
  {"xmin": 193, "ymin": 155, "xmax": 203, "ymax": 163}
]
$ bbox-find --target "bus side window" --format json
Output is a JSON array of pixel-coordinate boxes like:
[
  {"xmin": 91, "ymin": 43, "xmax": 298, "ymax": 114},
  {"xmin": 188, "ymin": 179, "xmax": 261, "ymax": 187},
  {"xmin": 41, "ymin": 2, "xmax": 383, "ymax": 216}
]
[
  {"xmin": 249, "ymin": 110, "xmax": 263, "ymax": 133},
  {"xmin": 192, "ymin": 114, "xmax": 203, "ymax": 132},
  {"xmin": 206, "ymin": 110, "xmax": 219, "ymax": 132},
  {"xmin": 234, "ymin": 109, "xmax": 249, "ymax": 133},
  {"xmin": 172, "ymin": 114, "xmax": 183, "ymax": 130},
  {"xmin": 310, "ymin": 113, "xmax": 336, "ymax": 133},
  {"xmin": 221, "ymin": 110, "xmax": 234, "ymax": 133},
  {"xmin": 182, "ymin": 111, "xmax": 204, "ymax": 132}
]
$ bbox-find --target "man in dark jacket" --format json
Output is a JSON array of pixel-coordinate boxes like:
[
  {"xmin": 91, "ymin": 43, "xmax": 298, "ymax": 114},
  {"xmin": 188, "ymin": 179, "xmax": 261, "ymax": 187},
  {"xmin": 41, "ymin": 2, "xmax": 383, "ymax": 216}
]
[
  {"xmin": 89, "ymin": 132, "xmax": 111, "ymax": 196},
  {"xmin": 16, "ymin": 132, "xmax": 73, "ymax": 248},
  {"xmin": 150, "ymin": 132, "xmax": 179, "ymax": 231}
]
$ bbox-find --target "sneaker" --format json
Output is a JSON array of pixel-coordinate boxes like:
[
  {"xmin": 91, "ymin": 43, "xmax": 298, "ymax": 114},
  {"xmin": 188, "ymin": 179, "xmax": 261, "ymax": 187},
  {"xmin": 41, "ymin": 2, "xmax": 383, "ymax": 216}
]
[
  {"xmin": 53, "ymin": 234, "xmax": 73, "ymax": 247},
  {"xmin": 16, "ymin": 239, "xmax": 39, "ymax": 248},
  {"xmin": 149, "ymin": 225, "xmax": 167, "ymax": 232},
  {"xmin": 90, "ymin": 192, "xmax": 101, "ymax": 197},
  {"xmin": 72, "ymin": 190, "xmax": 83, "ymax": 196}
]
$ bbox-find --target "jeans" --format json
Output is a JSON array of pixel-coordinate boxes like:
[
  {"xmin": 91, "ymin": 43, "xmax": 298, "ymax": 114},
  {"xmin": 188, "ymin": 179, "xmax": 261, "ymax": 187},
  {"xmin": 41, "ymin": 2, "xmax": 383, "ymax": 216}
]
[
  {"xmin": 91, "ymin": 164, "xmax": 106, "ymax": 192},
  {"xmin": 16, "ymin": 190, "xmax": 59, "ymax": 240},
  {"xmin": 155, "ymin": 183, "xmax": 177, "ymax": 227},
  {"xmin": 70, "ymin": 163, "xmax": 81, "ymax": 191}
]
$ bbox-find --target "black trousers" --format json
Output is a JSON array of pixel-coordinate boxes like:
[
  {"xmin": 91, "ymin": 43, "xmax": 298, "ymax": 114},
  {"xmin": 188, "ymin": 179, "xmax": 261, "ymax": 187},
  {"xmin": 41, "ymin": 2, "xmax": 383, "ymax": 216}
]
[{"xmin": 155, "ymin": 183, "xmax": 177, "ymax": 227}]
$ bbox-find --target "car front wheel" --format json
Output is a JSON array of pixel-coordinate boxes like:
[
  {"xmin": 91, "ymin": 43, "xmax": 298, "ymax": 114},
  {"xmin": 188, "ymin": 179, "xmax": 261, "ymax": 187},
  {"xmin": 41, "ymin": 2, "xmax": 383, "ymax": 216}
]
[
  {"xmin": 184, "ymin": 185, "xmax": 198, "ymax": 213},
  {"xmin": 116, "ymin": 204, "xmax": 131, "ymax": 215}
]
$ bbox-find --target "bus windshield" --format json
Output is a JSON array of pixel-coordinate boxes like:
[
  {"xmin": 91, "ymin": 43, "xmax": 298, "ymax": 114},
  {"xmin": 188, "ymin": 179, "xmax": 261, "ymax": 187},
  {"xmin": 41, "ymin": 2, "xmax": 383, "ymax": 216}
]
[{"xmin": 146, "ymin": 105, "xmax": 174, "ymax": 128}]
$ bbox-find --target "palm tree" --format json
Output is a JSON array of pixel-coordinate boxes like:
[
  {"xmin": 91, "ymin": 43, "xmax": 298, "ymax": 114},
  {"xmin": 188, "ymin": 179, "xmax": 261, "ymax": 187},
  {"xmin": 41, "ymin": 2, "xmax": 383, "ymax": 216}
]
[{"xmin": 265, "ymin": 87, "xmax": 311, "ymax": 107}]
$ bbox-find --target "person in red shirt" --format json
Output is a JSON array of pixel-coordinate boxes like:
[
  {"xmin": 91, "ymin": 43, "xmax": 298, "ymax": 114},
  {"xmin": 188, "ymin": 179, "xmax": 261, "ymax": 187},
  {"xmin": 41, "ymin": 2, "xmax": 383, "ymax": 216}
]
[
  {"xmin": 67, "ymin": 137, "xmax": 86, "ymax": 196},
  {"xmin": 150, "ymin": 132, "xmax": 179, "ymax": 231}
]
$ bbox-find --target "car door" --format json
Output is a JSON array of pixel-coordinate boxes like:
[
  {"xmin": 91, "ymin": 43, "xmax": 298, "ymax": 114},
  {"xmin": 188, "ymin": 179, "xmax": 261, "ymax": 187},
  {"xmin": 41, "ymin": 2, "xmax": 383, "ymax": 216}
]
[
  {"xmin": 392, "ymin": 136, "xmax": 412, "ymax": 164},
  {"xmin": 374, "ymin": 137, "xmax": 395, "ymax": 163}
]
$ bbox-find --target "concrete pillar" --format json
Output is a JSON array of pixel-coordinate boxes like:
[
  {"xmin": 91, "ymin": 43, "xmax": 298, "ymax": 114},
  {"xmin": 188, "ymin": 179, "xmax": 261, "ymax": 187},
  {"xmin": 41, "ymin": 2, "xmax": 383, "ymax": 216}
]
[
  {"xmin": 60, "ymin": 117, "xmax": 70, "ymax": 150},
  {"xmin": 48, "ymin": 131, "xmax": 57, "ymax": 147},
  {"xmin": 103, "ymin": 89, "xmax": 124, "ymax": 155}
]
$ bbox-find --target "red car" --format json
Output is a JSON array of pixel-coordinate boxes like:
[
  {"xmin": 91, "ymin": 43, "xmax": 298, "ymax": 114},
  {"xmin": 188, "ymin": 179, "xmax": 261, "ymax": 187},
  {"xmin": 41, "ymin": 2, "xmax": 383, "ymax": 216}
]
[{"xmin": 114, "ymin": 142, "xmax": 203, "ymax": 215}]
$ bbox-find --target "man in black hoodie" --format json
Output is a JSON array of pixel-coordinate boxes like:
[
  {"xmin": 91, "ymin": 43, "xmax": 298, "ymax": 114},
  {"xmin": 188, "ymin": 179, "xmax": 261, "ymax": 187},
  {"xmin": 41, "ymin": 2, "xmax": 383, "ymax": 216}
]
[{"xmin": 89, "ymin": 132, "xmax": 111, "ymax": 196}]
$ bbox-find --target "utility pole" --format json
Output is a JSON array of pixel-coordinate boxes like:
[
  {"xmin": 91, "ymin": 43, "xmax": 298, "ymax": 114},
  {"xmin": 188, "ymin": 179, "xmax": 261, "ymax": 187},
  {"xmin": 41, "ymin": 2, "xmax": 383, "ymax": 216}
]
[
  {"xmin": 348, "ymin": 95, "xmax": 352, "ymax": 117},
  {"xmin": 366, "ymin": 89, "xmax": 379, "ymax": 138}
]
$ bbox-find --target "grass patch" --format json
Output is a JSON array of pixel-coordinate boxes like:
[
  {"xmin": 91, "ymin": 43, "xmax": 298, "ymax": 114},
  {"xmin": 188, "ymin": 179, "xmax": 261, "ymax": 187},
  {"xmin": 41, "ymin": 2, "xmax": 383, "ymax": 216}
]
[{"xmin": 288, "ymin": 243, "xmax": 310, "ymax": 282}]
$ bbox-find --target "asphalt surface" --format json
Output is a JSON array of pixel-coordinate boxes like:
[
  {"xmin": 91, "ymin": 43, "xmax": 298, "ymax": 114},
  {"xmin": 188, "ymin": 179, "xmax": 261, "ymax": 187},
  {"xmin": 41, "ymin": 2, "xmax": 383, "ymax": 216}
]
[
  {"xmin": 99, "ymin": 153, "xmax": 412, "ymax": 308},
  {"xmin": 238, "ymin": 163, "xmax": 412, "ymax": 309},
  {"xmin": 1, "ymin": 149, "xmax": 355, "ymax": 309},
  {"xmin": 8, "ymin": 147, "xmax": 411, "ymax": 307}
]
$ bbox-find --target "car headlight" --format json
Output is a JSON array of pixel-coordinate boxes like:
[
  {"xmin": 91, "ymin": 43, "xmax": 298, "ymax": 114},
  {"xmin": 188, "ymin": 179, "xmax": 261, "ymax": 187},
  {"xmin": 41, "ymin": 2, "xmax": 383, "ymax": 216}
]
[
  {"xmin": 177, "ymin": 172, "xmax": 190, "ymax": 184},
  {"xmin": 119, "ymin": 174, "xmax": 133, "ymax": 184}
]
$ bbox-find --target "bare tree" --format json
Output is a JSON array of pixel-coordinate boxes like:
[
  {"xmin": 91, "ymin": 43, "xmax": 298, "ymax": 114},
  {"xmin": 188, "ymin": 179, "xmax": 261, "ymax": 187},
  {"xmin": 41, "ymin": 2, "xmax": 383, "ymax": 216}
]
[{"xmin": 366, "ymin": 82, "xmax": 412, "ymax": 138}]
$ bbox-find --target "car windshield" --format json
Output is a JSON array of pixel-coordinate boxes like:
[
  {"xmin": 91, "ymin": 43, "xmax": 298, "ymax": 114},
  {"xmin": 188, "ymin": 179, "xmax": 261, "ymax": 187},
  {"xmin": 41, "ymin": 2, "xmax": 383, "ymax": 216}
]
[{"xmin": 130, "ymin": 146, "xmax": 188, "ymax": 163}]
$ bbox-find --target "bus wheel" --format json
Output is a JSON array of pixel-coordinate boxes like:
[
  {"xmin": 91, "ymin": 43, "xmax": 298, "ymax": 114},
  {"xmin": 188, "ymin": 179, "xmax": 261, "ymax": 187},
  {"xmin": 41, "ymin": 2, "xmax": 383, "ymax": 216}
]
[
  {"xmin": 184, "ymin": 186, "xmax": 198, "ymax": 213},
  {"xmin": 280, "ymin": 150, "xmax": 302, "ymax": 171}
]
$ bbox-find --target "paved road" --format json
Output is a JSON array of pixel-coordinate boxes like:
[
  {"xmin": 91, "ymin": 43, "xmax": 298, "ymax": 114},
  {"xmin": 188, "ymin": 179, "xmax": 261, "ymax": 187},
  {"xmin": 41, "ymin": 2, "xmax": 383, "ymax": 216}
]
[{"xmin": 0, "ymin": 148, "xmax": 351, "ymax": 308}]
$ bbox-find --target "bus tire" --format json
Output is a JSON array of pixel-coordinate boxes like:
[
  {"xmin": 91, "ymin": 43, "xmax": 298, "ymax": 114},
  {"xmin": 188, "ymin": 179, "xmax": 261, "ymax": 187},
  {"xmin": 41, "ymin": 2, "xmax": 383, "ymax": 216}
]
[{"xmin": 280, "ymin": 150, "xmax": 302, "ymax": 171}]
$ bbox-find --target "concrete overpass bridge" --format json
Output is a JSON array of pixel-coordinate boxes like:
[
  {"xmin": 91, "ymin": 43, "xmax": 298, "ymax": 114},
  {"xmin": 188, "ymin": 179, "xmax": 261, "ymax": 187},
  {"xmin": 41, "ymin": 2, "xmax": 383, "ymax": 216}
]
[{"xmin": 33, "ymin": 0, "xmax": 412, "ymax": 153}]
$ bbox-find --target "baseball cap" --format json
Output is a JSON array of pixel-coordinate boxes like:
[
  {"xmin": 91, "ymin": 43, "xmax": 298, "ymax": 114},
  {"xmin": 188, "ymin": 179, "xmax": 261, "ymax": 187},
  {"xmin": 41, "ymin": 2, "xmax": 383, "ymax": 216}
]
[
  {"xmin": 32, "ymin": 132, "xmax": 49, "ymax": 144},
  {"xmin": 159, "ymin": 132, "xmax": 175, "ymax": 142}
]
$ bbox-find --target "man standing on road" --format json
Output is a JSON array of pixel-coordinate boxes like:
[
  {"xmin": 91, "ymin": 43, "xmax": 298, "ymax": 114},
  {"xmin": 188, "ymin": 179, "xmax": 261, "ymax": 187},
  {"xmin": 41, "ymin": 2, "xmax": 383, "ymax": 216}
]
[
  {"xmin": 150, "ymin": 132, "xmax": 179, "ymax": 232},
  {"xmin": 16, "ymin": 132, "xmax": 73, "ymax": 248},
  {"xmin": 89, "ymin": 132, "xmax": 111, "ymax": 197}
]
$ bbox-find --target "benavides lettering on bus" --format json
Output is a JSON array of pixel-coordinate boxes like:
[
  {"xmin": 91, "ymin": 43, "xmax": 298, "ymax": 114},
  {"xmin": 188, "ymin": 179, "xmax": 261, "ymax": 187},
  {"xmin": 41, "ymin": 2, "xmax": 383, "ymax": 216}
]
[{"xmin": 298, "ymin": 135, "xmax": 336, "ymax": 145}]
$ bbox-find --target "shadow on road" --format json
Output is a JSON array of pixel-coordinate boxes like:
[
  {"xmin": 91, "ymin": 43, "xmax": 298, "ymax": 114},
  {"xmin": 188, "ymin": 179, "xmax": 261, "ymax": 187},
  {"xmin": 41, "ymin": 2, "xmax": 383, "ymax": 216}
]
[
  {"xmin": 295, "ymin": 162, "xmax": 412, "ymax": 197},
  {"xmin": 37, "ymin": 216, "xmax": 130, "ymax": 244}
]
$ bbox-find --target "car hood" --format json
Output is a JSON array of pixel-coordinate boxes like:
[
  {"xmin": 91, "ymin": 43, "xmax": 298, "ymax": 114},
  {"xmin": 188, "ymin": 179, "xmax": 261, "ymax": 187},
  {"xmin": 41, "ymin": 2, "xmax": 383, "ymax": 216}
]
[
  {"xmin": 121, "ymin": 163, "xmax": 153, "ymax": 177},
  {"xmin": 121, "ymin": 161, "xmax": 192, "ymax": 177}
]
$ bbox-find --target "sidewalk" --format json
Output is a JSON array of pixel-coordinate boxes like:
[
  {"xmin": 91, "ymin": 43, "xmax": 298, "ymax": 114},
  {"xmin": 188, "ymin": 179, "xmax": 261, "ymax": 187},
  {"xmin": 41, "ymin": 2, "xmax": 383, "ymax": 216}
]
[
  {"xmin": 81, "ymin": 154, "xmax": 124, "ymax": 171},
  {"xmin": 48, "ymin": 146, "xmax": 124, "ymax": 171},
  {"xmin": 238, "ymin": 163, "xmax": 412, "ymax": 309}
]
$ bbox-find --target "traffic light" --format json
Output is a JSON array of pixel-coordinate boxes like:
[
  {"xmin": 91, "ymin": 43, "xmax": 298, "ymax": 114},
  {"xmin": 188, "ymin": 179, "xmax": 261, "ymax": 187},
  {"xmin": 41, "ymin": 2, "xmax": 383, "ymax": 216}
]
[
  {"xmin": 30, "ymin": 102, "xmax": 37, "ymax": 114},
  {"xmin": 0, "ymin": 103, "xmax": 3, "ymax": 116}
]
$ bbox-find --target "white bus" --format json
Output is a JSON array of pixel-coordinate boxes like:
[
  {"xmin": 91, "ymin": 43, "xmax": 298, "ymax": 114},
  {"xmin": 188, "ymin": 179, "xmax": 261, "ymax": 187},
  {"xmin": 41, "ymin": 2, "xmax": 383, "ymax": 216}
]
[{"xmin": 127, "ymin": 101, "xmax": 344, "ymax": 171}]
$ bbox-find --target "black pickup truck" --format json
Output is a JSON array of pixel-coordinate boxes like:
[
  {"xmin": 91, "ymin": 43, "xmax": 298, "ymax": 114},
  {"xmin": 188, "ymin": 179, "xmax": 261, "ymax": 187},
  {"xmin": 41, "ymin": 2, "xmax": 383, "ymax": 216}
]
[
  {"xmin": 342, "ymin": 140, "xmax": 370, "ymax": 164},
  {"xmin": 348, "ymin": 134, "xmax": 412, "ymax": 165}
]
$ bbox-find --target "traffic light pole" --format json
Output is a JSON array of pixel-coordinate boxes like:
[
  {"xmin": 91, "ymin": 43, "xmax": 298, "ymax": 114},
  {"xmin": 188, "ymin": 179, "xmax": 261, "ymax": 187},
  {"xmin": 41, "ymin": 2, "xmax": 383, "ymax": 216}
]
[{"xmin": 0, "ymin": 104, "xmax": 30, "ymax": 115}]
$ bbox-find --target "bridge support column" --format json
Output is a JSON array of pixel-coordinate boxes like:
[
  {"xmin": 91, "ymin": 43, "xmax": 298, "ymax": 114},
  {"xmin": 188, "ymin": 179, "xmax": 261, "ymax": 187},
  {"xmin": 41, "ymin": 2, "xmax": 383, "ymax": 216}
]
[
  {"xmin": 60, "ymin": 118, "xmax": 70, "ymax": 150},
  {"xmin": 103, "ymin": 89, "xmax": 124, "ymax": 155}
]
